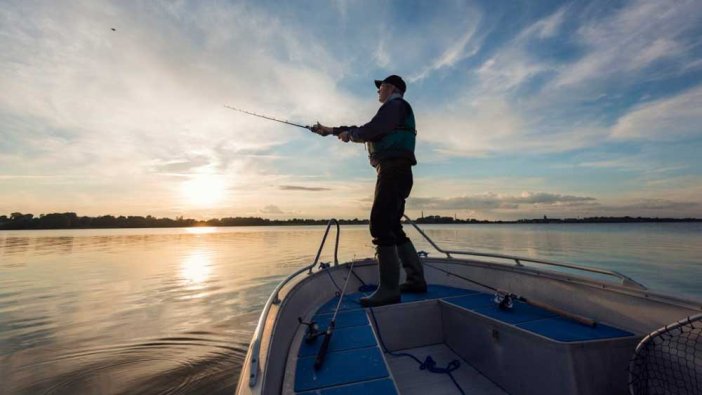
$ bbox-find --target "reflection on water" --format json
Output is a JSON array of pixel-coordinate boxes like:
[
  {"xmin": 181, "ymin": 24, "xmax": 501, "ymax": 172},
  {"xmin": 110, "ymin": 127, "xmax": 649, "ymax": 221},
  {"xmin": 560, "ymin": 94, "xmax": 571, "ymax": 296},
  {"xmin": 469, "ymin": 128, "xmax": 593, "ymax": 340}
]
[
  {"xmin": 185, "ymin": 226, "xmax": 218, "ymax": 235},
  {"xmin": 0, "ymin": 223, "xmax": 701, "ymax": 394},
  {"xmin": 180, "ymin": 250, "xmax": 213, "ymax": 285}
]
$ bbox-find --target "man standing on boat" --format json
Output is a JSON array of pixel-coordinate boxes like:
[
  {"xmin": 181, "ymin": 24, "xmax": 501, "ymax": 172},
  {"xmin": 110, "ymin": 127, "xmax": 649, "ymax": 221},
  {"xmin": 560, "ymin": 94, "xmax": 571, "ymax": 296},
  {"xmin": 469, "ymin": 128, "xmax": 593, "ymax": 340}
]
[{"xmin": 312, "ymin": 75, "xmax": 426, "ymax": 307}]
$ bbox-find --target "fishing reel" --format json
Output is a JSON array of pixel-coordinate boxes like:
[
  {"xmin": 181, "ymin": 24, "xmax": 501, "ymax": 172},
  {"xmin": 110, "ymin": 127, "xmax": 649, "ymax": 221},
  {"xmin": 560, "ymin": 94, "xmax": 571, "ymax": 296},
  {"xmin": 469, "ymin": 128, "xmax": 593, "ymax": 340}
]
[
  {"xmin": 298, "ymin": 317, "xmax": 323, "ymax": 343},
  {"xmin": 493, "ymin": 291, "xmax": 514, "ymax": 310}
]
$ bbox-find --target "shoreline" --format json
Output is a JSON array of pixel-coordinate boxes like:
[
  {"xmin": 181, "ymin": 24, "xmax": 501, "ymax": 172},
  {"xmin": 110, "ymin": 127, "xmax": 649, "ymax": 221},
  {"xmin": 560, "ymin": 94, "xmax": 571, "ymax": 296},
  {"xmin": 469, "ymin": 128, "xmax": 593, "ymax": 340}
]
[{"xmin": 2, "ymin": 217, "xmax": 701, "ymax": 231}]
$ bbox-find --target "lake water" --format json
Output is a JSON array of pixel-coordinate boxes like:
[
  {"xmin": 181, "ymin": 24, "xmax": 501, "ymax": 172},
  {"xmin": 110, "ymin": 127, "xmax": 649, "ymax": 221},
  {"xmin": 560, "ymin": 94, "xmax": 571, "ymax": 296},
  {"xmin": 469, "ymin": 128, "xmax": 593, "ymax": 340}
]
[{"xmin": 1, "ymin": 223, "xmax": 701, "ymax": 394}]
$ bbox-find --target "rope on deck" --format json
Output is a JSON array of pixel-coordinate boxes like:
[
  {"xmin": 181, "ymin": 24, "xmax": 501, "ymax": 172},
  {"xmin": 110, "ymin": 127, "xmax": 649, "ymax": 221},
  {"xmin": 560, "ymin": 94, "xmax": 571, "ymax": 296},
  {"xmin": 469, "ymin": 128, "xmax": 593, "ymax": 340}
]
[{"xmin": 368, "ymin": 307, "xmax": 465, "ymax": 395}]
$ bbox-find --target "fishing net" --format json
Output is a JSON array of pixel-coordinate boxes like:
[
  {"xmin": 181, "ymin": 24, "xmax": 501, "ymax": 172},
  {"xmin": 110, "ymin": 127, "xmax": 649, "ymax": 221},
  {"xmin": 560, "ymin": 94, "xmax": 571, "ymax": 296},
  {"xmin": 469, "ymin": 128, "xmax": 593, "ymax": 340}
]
[{"xmin": 629, "ymin": 313, "xmax": 702, "ymax": 395}]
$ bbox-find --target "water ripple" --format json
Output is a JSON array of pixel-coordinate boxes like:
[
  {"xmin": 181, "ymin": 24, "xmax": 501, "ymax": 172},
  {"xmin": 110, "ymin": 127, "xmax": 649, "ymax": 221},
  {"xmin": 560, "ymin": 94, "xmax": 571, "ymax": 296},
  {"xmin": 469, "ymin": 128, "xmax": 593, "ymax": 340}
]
[{"xmin": 8, "ymin": 335, "xmax": 248, "ymax": 395}]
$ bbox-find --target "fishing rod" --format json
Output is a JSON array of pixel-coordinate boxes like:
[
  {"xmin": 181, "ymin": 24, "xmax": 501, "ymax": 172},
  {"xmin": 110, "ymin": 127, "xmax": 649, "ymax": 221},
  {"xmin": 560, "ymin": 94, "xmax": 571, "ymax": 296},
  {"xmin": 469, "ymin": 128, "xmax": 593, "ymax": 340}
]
[
  {"xmin": 424, "ymin": 262, "xmax": 597, "ymax": 327},
  {"xmin": 314, "ymin": 261, "xmax": 357, "ymax": 370},
  {"xmin": 224, "ymin": 105, "xmax": 315, "ymax": 131}
]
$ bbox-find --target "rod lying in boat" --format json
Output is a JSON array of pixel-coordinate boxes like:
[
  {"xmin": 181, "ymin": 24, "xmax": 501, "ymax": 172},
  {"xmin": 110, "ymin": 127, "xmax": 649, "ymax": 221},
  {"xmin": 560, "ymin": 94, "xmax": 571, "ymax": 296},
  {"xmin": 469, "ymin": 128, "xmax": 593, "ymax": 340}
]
[
  {"xmin": 314, "ymin": 261, "xmax": 357, "ymax": 370},
  {"xmin": 425, "ymin": 262, "xmax": 597, "ymax": 327}
]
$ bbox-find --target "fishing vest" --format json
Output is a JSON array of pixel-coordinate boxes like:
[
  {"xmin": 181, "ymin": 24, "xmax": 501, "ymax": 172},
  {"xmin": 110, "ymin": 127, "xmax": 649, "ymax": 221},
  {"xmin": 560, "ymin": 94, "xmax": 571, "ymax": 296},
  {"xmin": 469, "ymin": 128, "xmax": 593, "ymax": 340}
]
[{"xmin": 367, "ymin": 98, "xmax": 417, "ymax": 166}]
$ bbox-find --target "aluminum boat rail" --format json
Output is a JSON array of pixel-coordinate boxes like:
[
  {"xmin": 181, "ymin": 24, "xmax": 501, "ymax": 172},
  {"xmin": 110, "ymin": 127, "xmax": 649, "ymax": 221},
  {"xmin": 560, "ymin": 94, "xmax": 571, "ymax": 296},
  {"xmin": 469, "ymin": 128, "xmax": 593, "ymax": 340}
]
[
  {"xmin": 248, "ymin": 219, "xmax": 340, "ymax": 389},
  {"xmin": 403, "ymin": 215, "xmax": 646, "ymax": 290}
]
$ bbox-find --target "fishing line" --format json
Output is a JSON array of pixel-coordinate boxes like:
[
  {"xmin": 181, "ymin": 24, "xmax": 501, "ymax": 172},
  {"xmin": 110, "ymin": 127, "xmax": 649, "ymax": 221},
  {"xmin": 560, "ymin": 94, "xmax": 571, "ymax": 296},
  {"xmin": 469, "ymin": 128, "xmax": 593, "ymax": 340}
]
[
  {"xmin": 347, "ymin": 263, "xmax": 377, "ymax": 293},
  {"xmin": 318, "ymin": 262, "xmax": 342, "ymax": 295},
  {"xmin": 423, "ymin": 262, "xmax": 515, "ymax": 309}
]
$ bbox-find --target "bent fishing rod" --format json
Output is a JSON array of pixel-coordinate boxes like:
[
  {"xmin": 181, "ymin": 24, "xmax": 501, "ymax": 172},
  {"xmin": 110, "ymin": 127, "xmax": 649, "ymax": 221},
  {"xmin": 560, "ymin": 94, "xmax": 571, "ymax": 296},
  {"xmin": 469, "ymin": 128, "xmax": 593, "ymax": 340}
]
[{"xmin": 224, "ymin": 105, "xmax": 316, "ymax": 132}]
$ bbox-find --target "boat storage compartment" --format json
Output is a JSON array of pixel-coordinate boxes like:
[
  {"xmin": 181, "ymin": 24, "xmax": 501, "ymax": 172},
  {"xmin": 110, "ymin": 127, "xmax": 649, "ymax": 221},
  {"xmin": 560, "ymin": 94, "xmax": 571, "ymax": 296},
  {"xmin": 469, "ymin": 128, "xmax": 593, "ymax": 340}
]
[
  {"xmin": 440, "ymin": 294, "xmax": 641, "ymax": 395},
  {"xmin": 370, "ymin": 291, "xmax": 640, "ymax": 395}
]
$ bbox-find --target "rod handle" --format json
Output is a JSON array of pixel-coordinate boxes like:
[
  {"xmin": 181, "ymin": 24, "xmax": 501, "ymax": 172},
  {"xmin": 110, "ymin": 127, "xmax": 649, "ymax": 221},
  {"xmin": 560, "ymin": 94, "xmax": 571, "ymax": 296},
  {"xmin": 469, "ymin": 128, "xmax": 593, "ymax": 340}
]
[{"xmin": 314, "ymin": 331, "xmax": 333, "ymax": 370}]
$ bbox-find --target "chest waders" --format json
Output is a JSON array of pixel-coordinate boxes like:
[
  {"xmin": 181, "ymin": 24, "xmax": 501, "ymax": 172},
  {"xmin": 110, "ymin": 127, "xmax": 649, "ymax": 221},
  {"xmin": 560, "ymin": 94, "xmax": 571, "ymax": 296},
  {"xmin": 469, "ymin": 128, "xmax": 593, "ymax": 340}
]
[{"xmin": 360, "ymin": 98, "xmax": 426, "ymax": 307}]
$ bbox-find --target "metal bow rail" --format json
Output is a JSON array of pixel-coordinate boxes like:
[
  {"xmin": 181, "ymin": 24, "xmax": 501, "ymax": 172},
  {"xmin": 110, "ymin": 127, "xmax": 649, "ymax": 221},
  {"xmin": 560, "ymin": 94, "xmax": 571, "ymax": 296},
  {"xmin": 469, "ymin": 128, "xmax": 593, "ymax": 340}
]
[
  {"xmin": 402, "ymin": 215, "xmax": 647, "ymax": 289},
  {"xmin": 248, "ymin": 219, "xmax": 340, "ymax": 388}
]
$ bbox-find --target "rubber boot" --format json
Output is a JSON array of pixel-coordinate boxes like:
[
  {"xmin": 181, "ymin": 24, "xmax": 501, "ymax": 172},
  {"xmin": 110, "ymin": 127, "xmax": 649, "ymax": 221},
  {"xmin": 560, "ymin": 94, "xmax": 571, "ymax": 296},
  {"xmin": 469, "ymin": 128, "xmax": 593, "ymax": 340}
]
[
  {"xmin": 360, "ymin": 245, "xmax": 401, "ymax": 307},
  {"xmin": 398, "ymin": 240, "xmax": 427, "ymax": 293}
]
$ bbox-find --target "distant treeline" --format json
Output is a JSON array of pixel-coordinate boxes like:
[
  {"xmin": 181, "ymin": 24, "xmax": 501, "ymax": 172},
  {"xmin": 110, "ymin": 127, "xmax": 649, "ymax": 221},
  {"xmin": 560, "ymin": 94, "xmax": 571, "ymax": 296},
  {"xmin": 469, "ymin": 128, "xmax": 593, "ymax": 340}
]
[
  {"xmin": 516, "ymin": 216, "xmax": 702, "ymax": 224},
  {"xmin": 1, "ymin": 212, "xmax": 699, "ymax": 230},
  {"xmin": 416, "ymin": 214, "xmax": 702, "ymax": 224},
  {"xmin": 0, "ymin": 212, "xmax": 367, "ymax": 230},
  {"xmin": 415, "ymin": 215, "xmax": 492, "ymax": 224}
]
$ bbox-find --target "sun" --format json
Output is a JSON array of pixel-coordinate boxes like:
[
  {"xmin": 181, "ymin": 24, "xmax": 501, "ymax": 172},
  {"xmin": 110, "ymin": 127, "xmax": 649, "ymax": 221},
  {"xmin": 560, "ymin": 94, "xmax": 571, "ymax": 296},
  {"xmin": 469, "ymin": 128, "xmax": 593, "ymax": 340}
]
[{"xmin": 180, "ymin": 174, "xmax": 227, "ymax": 207}]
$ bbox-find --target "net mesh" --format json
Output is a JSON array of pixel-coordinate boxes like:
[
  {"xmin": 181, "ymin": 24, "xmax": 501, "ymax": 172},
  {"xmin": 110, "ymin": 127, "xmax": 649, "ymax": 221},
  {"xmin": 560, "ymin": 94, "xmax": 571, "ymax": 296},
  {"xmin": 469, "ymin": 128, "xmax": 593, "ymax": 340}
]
[{"xmin": 629, "ymin": 314, "xmax": 702, "ymax": 395}]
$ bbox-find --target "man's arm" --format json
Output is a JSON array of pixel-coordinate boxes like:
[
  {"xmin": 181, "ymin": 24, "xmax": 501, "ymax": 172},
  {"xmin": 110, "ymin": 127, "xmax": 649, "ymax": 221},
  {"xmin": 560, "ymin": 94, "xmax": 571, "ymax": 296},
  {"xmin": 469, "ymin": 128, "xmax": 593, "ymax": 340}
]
[
  {"xmin": 344, "ymin": 99, "xmax": 405, "ymax": 142},
  {"xmin": 313, "ymin": 99, "xmax": 405, "ymax": 142}
]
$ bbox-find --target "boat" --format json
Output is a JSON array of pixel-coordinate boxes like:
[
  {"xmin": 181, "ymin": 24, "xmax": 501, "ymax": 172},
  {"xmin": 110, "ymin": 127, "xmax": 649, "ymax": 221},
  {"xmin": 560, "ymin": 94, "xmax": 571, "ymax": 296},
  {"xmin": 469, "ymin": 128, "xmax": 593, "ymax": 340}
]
[{"xmin": 235, "ymin": 218, "xmax": 702, "ymax": 395}]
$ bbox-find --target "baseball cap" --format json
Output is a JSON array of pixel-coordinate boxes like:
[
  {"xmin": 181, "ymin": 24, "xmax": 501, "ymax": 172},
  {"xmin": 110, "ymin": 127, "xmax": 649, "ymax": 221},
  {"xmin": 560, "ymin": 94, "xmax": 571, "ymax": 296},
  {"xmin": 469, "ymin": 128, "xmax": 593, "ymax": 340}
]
[{"xmin": 374, "ymin": 75, "xmax": 406, "ymax": 94}]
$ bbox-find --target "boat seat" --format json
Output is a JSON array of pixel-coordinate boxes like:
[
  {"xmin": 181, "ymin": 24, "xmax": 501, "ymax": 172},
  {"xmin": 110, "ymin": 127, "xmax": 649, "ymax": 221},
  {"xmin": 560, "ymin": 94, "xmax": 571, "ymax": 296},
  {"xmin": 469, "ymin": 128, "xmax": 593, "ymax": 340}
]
[{"xmin": 444, "ymin": 293, "xmax": 633, "ymax": 342}]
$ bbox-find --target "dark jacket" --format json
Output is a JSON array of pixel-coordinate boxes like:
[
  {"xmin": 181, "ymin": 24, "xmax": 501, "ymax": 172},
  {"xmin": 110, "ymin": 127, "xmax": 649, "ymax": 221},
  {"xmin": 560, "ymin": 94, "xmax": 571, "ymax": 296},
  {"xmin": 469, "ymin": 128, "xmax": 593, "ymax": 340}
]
[{"xmin": 333, "ymin": 96, "xmax": 417, "ymax": 167}]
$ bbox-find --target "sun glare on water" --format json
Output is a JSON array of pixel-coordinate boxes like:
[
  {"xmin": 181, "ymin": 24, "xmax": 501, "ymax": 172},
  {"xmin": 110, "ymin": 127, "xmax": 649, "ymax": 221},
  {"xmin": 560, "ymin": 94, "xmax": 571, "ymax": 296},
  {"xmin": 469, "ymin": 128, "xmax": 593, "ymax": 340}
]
[
  {"xmin": 180, "ymin": 250, "xmax": 212, "ymax": 284},
  {"xmin": 180, "ymin": 174, "xmax": 227, "ymax": 207},
  {"xmin": 185, "ymin": 226, "xmax": 217, "ymax": 235}
]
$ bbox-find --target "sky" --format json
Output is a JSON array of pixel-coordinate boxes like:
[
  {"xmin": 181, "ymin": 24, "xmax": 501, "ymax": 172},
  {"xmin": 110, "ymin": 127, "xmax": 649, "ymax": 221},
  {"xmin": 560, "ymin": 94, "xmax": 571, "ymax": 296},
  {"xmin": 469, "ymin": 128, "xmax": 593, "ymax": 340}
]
[{"xmin": 1, "ymin": 0, "xmax": 702, "ymax": 221}]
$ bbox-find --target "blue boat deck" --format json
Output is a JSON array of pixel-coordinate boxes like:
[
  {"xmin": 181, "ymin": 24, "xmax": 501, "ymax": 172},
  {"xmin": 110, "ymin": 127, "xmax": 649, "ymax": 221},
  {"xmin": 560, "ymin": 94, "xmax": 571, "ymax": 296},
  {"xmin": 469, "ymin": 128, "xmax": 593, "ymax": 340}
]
[{"xmin": 293, "ymin": 285, "xmax": 634, "ymax": 394}]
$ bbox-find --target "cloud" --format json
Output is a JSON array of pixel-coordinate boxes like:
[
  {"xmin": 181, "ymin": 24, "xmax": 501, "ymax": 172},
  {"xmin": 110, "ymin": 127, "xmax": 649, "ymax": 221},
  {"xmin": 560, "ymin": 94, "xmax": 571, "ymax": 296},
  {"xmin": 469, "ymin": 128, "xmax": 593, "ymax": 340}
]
[
  {"xmin": 417, "ymin": 6, "xmax": 607, "ymax": 156},
  {"xmin": 0, "ymin": 0, "xmax": 363, "ymax": 208},
  {"xmin": 588, "ymin": 198, "xmax": 701, "ymax": 218},
  {"xmin": 418, "ymin": 0, "xmax": 702, "ymax": 158},
  {"xmin": 149, "ymin": 156, "xmax": 211, "ymax": 174},
  {"xmin": 552, "ymin": 0, "xmax": 701, "ymax": 88},
  {"xmin": 620, "ymin": 199, "xmax": 699, "ymax": 211},
  {"xmin": 410, "ymin": 24, "xmax": 482, "ymax": 82},
  {"xmin": 611, "ymin": 85, "xmax": 702, "ymax": 141},
  {"xmin": 473, "ymin": 6, "xmax": 569, "ymax": 95},
  {"xmin": 0, "ymin": 1, "xmax": 357, "ymax": 165},
  {"xmin": 369, "ymin": 2, "xmax": 483, "ymax": 81},
  {"xmin": 419, "ymin": 97, "xmax": 525, "ymax": 156},
  {"xmin": 419, "ymin": 99, "xmax": 608, "ymax": 156},
  {"xmin": 409, "ymin": 192, "xmax": 596, "ymax": 211},
  {"xmin": 528, "ymin": 6, "xmax": 568, "ymax": 39},
  {"xmin": 279, "ymin": 185, "xmax": 331, "ymax": 192},
  {"xmin": 373, "ymin": 38, "xmax": 391, "ymax": 69},
  {"xmin": 260, "ymin": 204, "xmax": 283, "ymax": 214}
]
